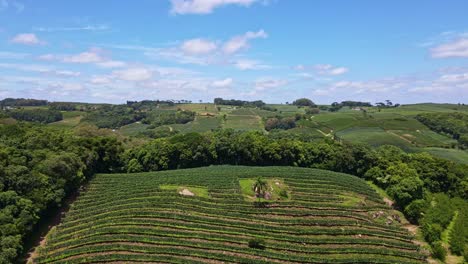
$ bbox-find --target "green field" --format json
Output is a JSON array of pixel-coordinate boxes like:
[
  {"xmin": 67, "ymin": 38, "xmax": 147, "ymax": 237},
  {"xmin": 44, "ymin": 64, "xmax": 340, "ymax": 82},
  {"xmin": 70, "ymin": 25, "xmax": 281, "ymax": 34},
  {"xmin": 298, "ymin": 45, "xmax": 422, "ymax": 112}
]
[
  {"xmin": 420, "ymin": 147, "xmax": 468, "ymax": 165},
  {"xmin": 223, "ymin": 114, "xmax": 264, "ymax": 131},
  {"xmin": 34, "ymin": 166, "xmax": 425, "ymax": 263}
]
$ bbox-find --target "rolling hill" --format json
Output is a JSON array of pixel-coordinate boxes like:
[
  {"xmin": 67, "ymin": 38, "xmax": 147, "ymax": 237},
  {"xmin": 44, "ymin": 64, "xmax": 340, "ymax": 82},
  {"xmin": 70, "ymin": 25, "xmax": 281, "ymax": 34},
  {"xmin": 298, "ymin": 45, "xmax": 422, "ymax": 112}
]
[{"xmin": 33, "ymin": 166, "xmax": 426, "ymax": 264}]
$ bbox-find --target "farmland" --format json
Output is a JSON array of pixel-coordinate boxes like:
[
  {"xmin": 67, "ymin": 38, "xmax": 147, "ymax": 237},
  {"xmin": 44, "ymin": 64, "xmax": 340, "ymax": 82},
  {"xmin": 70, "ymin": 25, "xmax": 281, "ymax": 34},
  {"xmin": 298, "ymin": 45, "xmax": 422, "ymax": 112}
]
[{"xmin": 33, "ymin": 166, "xmax": 425, "ymax": 264}]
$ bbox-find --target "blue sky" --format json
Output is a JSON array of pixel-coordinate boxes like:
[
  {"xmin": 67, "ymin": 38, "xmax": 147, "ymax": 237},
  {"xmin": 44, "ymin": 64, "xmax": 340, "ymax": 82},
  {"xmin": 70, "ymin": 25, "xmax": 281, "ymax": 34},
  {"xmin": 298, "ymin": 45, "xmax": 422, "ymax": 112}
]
[{"xmin": 1, "ymin": 0, "xmax": 468, "ymax": 104}]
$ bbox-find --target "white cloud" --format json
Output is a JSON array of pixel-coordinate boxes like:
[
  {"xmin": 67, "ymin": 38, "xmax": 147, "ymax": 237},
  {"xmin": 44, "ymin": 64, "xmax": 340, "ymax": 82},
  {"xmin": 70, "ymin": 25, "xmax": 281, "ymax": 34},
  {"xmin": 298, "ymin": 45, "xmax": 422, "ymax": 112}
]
[
  {"xmin": 54, "ymin": 70, "xmax": 81, "ymax": 77},
  {"xmin": 0, "ymin": 62, "xmax": 81, "ymax": 78},
  {"xmin": 63, "ymin": 50, "xmax": 104, "ymax": 63},
  {"xmin": 0, "ymin": 51, "xmax": 29, "ymax": 59},
  {"xmin": 90, "ymin": 76, "xmax": 112, "ymax": 85},
  {"xmin": 113, "ymin": 67, "xmax": 153, "ymax": 81},
  {"xmin": 222, "ymin": 29, "xmax": 267, "ymax": 54},
  {"xmin": 233, "ymin": 59, "xmax": 270, "ymax": 70},
  {"xmin": 37, "ymin": 54, "xmax": 56, "ymax": 61},
  {"xmin": 438, "ymin": 73, "xmax": 468, "ymax": 83},
  {"xmin": 96, "ymin": 60, "xmax": 126, "ymax": 68},
  {"xmin": 314, "ymin": 64, "xmax": 349, "ymax": 75},
  {"xmin": 170, "ymin": 0, "xmax": 258, "ymax": 14},
  {"xmin": 34, "ymin": 25, "xmax": 109, "ymax": 32},
  {"xmin": 431, "ymin": 38, "xmax": 468, "ymax": 58},
  {"xmin": 295, "ymin": 64, "xmax": 349, "ymax": 76},
  {"xmin": 181, "ymin": 38, "xmax": 217, "ymax": 55},
  {"xmin": 211, "ymin": 78, "xmax": 233, "ymax": 88},
  {"xmin": 11, "ymin": 33, "xmax": 43, "ymax": 45},
  {"xmin": 254, "ymin": 78, "xmax": 288, "ymax": 91}
]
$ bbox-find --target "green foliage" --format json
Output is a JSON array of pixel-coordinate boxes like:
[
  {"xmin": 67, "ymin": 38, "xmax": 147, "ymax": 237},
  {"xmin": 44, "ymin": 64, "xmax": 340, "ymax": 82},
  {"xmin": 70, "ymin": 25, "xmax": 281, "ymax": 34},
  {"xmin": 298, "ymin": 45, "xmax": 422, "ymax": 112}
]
[
  {"xmin": 431, "ymin": 241, "xmax": 447, "ymax": 261},
  {"xmin": 449, "ymin": 206, "xmax": 468, "ymax": 255},
  {"xmin": 404, "ymin": 199, "xmax": 427, "ymax": 224},
  {"xmin": 7, "ymin": 109, "xmax": 63, "ymax": 124},
  {"xmin": 82, "ymin": 105, "xmax": 145, "ymax": 128},
  {"xmin": 0, "ymin": 98, "xmax": 47, "ymax": 107},
  {"xmin": 264, "ymin": 117, "xmax": 296, "ymax": 131},
  {"xmin": 253, "ymin": 177, "xmax": 268, "ymax": 198},
  {"xmin": 292, "ymin": 98, "xmax": 316, "ymax": 107},
  {"xmin": 144, "ymin": 109, "xmax": 195, "ymax": 126},
  {"xmin": 248, "ymin": 238, "xmax": 266, "ymax": 250},
  {"xmin": 0, "ymin": 123, "xmax": 124, "ymax": 261},
  {"xmin": 416, "ymin": 112, "xmax": 468, "ymax": 148},
  {"xmin": 422, "ymin": 223, "xmax": 443, "ymax": 244}
]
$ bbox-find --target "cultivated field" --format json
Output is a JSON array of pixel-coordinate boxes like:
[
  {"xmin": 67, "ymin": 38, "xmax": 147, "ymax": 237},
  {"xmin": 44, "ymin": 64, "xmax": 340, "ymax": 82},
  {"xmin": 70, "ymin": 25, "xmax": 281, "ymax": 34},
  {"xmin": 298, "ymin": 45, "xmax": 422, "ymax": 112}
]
[{"xmin": 33, "ymin": 166, "xmax": 425, "ymax": 264}]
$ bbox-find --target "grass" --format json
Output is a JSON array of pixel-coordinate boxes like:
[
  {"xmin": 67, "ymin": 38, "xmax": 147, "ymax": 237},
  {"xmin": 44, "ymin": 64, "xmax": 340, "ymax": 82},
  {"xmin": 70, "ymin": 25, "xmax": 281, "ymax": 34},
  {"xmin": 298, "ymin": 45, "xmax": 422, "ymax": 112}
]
[
  {"xmin": 159, "ymin": 185, "xmax": 209, "ymax": 198},
  {"xmin": 223, "ymin": 114, "xmax": 263, "ymax": 131},
  {"xmin": 420, "ymin": 147, "xmax": 468, "ymax": 165},
  {"xmin": 33, "ymin": 166, "xmax": 425, "ymax": 264},
  {"xmin": 171, "ymin": 116, "xmax": 221, "ymax": 133},
  {"xmin": 119, "ymin": 122, "xmax": 150, "ymax": 136},
  {"xmin": 336, "ymin": 127, "xmax": 414, "ymax": 150},
  {"xmin": 239, "ymin": 178, "xmax": 290, "ymax": 201}
]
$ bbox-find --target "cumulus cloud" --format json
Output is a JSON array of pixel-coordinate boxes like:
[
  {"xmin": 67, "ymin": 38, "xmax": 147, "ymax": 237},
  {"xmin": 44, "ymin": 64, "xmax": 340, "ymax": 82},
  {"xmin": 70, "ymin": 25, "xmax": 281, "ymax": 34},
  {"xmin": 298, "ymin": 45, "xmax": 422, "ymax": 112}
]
[
  {"xmin": 147, "ymin": 30, "xmax": 268, "ymax": 69},
  {"xmin": 0, "ymin": 62, "xmax": 80, "ymax": 77},
  {"xmin": 431, "ymin": 38, "xmax": 468, "ymax": 58},
  {"xmin": 254, "ymin": 78, "xmax": 288, "ymax": 91},
  {"xmin": 90, "ymin": 76, "xmax": 112, "ymax": 85},
  {"xmin": 295, "ymin": 64, "xmax": 349, "ymax": 76},
  {"xmin": 181, "ymin": 38, "xmax": 217, "ymax": 55},
  {"xmin": 96, "ymin": 60, "xmax": 126, "ymax": 68},
  {"xmin": 63, "ymin": 50, "xmax": 104, "ymax": 63},
  {"xmin": 170, "ymin": 0, "xmax": 258, "ymax": 15},
  {"xmin": 232, "ymin": 59, "xmax": 270, "ymax": 70},
  {"xmin": 313, "ymin": 64, "xmax": 349, "ymax": 75},
  {"xmin": 222, "ymin": 30, "xmax": 267, "ymax": 54},
  {"xmin": 37, "ymin": 54, "xmax": 56, "ymax": 61},
  {"xmin": 113, "ymin": 67, "xmax": 153, "ymax": 81},
  {"xmin": 211, "ymin": 78, "xmax": 233, "ymax": 88},
  {"xmin": 0, "ymin": 51, "xmax": 29, "ymax": 59},
  {"xmin": 11, "ymin": 33, "xmax": 44, "ymax": 45}
]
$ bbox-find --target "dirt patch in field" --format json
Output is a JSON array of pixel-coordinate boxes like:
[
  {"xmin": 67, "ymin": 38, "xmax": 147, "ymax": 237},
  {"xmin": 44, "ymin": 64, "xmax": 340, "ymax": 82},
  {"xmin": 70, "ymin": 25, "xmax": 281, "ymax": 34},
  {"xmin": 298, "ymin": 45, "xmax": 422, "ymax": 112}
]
[
  {"xmin": 383, "ymin": 197, "xmax": 394, "ymax": 207},
  {"xmin": 179, "ymin": 188, "xmax": 195, "ymax": 196}
]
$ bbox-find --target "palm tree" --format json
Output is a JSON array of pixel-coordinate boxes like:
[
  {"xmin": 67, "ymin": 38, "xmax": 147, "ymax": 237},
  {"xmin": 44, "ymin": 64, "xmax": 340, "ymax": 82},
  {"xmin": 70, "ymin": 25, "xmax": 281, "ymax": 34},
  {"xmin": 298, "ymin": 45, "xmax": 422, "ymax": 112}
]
[{"xmin": 253, "ymin": 177, "xmax": 268, "ymax": 198}]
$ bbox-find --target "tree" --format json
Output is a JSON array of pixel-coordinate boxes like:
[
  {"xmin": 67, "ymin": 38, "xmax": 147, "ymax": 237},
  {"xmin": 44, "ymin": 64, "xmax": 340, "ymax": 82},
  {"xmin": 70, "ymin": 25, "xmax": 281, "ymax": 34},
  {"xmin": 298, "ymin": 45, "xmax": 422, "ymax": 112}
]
[
  {"xmin": 253, "ymin": 178, "xmax": 268, "ymax": 198},
  {"xmin": 292, "ymin": 98, "xmax": 316, "ymax": 107}
]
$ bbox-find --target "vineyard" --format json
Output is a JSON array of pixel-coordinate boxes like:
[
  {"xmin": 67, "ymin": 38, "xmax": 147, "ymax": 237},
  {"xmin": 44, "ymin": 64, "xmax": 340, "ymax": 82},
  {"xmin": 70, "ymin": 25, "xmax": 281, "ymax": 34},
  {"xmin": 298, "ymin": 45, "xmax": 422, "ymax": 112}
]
[{"xmin": 33, "ymin": 166, "xmax": 426, "ymax": 263}]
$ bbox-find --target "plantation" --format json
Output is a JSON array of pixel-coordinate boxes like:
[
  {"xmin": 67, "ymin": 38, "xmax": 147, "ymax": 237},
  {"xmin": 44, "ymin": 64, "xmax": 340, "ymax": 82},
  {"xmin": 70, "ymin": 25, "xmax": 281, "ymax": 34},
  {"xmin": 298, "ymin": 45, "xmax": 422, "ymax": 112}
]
[{"xmin": 33, "ymin": 166, "xmax": 426, "ymax": 263}]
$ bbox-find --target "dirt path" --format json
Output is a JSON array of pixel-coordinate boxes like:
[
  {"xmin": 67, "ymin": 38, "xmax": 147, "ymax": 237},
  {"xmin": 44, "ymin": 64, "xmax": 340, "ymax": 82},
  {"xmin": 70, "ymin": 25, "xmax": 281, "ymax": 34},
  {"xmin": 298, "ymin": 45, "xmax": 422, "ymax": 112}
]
[
  {"xmin": 24, "ymin": 184, "xmax": 86, "ymax": 264},
  {"xmin": 386, "ymin": 131, "xmax": 413, "ymax": 144}
]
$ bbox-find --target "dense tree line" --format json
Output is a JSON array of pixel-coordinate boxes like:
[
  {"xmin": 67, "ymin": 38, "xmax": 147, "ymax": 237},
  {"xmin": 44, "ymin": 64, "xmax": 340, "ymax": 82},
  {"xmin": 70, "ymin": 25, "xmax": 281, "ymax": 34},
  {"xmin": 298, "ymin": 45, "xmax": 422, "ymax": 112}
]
[
  {"xmin": 264, "ymin": 117, "xmax": 297, "ymax": 131},
  {"xmin": 6, "ymin": 109, "xmax": 63, "ymax": 124},
  {"xmin": 329, "ymin": 101, "xmax": 374, "ymax": 112},
  {"xmin": 0, "ymin": 123, "xmax": 123, "ymax": 263},
  {"xmin": 214, "ymin": 98, "xmax": 265, "ymax": 108},
  {"xmin": 82, "ymin": 105, "xmax": 145, "ymax": 128},
  {"xmin": 416, "ymin": 112, "xmax": 468, "ymax": 148},
  {"xmin": 292, "ymin": 98, "xmax": 317, "ymax": 107},
  {"xmin": 124, "ymin": 130, "xmax": 467, "ymax": 198},
  {"xmin": 127, "ymin": 100, "xmax": 175, "ymax": 110},
  {"xmin": 0, "ymin": 98, "xmax": 48, "ymax": 108},
  {"xmin": 48, "ymin": 102, "xmax": 77, "ymax": 111},
  {"xmin": 144, "ymin": 109, "xmax": 196, "ymax": 127}
]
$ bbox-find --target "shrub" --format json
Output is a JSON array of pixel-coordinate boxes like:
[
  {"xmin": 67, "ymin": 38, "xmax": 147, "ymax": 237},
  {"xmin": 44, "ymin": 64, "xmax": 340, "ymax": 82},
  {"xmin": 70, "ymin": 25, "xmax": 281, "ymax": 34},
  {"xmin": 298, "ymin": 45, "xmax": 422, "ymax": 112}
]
[
  {"xmin": 279, "ymin": 189, "xmax": 288, "ymax": 198},
  {"xmin": 248, "ymin": 238, "xmax": 266, "ymax": 250},
  {"xmin": 431, "ymin": 241, "xmax": 446, "ymax": 261},
  {"xmin": 422, "ymin": 223, "xmax": 443, "ymax": 244}
]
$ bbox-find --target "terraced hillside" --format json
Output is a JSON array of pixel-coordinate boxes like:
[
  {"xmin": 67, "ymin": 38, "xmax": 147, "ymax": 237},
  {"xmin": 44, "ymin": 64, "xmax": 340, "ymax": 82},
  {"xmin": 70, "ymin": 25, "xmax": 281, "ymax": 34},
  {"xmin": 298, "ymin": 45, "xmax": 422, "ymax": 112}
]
[{"xmin": 33, "ymin": 166, "xmax": 426, "ymax": 263}]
